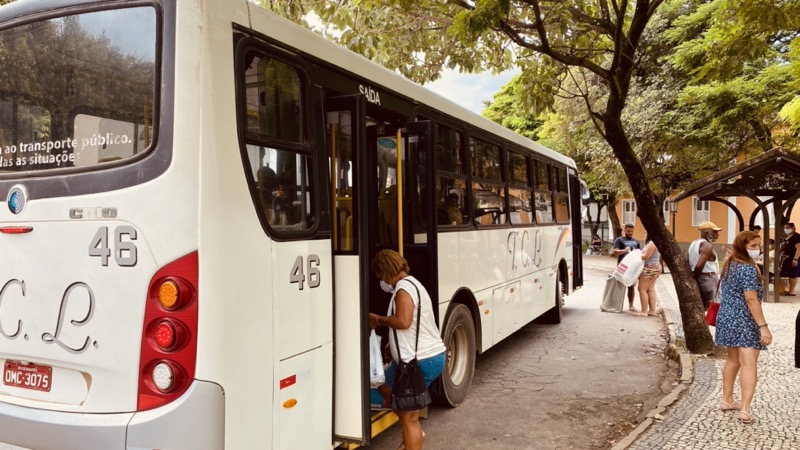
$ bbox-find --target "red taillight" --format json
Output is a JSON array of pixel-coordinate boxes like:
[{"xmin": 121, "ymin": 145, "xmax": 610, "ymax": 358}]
[
  {"xmin": 154, "ymin": 321, "xmax": 176, "ymax": 350},
  {"xmin": 0, "ymin": 226, "xmax": 33, "ymax": 234},
  {"xmin": 137, "ymin": 252, "xmax": 198, "ymax": 411}
]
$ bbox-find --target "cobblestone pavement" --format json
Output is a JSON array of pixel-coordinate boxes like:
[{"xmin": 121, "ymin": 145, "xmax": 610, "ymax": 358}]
[{"xmin": 585, "ymin": 255, "xmax": 800, "ymax": 449}]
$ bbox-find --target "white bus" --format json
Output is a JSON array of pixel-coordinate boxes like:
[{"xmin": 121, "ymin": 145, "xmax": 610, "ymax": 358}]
[{"xmin": 0, "ymin": 0, "xmax": 585, "ymax": 449}]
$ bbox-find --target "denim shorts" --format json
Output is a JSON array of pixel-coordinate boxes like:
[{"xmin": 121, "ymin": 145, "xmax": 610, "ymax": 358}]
[{"xmin": 385, "ymin": 351, "xmax": 446, "ymax": 388}]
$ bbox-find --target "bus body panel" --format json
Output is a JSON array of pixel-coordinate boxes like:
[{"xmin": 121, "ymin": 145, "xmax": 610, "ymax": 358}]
[
  {"xmin": 191, "ymin": 1, "xmax": 291, "ymax": 449},
  {"xmin": 459, "ymin": 229, "xmax": 505, "ymax": 292},
  {"xmin": 333, "ymin": 255, "xmax": 367, "ymax": 440},
  {"xmin": 0, "ymin": 147, "xmax": 200, "ymax": 414},
  {"xmin": 439, "ymin": 224, "xmax": 570, "ymax": 352},
  {"xmin": 0, "ymin": 379, "xmax": 223, "ymax": 450},
  {"xmin": 197, "ymin": 1, "xmax": 336, "ymax": 448},
  {"xmin": 491, "ymin": 279, "xmax": 523, "ymax": 343},
  {"xmin": 276, "ymin": 343, "xmax": 334, "ymax": 450},
  {"xmin": 436, "ymin": 233, "xmax": 462, "ymax": 305},
  {"xmin": 0, "ymin": 219, "xmax": 156, "ymax": 412},
  {"xmin": 273, "ymin": 240, "xmax": 333, "ymax": 362}
]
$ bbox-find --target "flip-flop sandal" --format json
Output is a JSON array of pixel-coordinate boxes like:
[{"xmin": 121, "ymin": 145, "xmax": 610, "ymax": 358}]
[{"xmin": 719, "ymin": 400, "xmax": 741, "ymax": 411}]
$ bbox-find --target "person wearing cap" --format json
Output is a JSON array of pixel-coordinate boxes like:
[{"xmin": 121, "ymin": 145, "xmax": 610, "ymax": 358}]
[
  {"xmin": 611, "ymin": 223, "xmax": 641, "ymax": 311},
  {"xmin": 779, "ymin": 222, "xmax": 800, "ymax": 296},
  {"xmin": 688, "ymin": 221, "xmax": 722, "ymax": 310}
]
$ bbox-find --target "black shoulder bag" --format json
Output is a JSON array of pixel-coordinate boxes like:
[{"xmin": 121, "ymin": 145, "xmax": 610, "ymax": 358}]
[{"xmin": 390, "ymin": 280, "xmax": 433, "ymax": 411}]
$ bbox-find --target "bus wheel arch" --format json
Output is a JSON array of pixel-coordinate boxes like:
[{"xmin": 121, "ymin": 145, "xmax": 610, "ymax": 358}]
[
  {"xmin": 540, "ymin": 261, "xmax": 567, "ymax": 324},
  {"xmin": 558, "ymin": 259, "xmax": 569, "ymax": 299},
  {"xmin": 432, "ymin": 291, "xmax": 477, "ymax": 408}
]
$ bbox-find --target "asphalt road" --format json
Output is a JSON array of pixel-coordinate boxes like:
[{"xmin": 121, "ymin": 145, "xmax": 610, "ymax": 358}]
[
  {"xmin": 366, "ymin": 265, "xmax": 679, "ymax": 450},
  {"xmin": 0, "ymin": 266, "xmax": 678, "ymax": 450}
]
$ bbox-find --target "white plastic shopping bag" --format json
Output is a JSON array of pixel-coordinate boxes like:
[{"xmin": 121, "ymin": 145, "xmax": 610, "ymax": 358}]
[
  {"xmin": 600, "ymin": 274, "xmax": 626, "ymax": 312},
  {"xmin": 369, "ymin": 330, "xmax": 385, "ymax": 387},
  {"xmin": 612, "ymin": 249, "xmax": 645, "ymax": 286}
]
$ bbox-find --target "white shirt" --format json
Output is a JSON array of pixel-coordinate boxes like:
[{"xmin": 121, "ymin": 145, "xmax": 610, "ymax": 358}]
[
  {"xmin": 688, "ymin": 238, "xmax": 719, "ymax": 274},
  {"xmin": 387, "ymin": 276, "xmax": 447, "ymax": 363}
]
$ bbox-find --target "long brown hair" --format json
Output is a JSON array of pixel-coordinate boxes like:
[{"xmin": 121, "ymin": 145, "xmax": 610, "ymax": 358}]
[{"xmin": 720, "ymin": 231, "xmax": 761, "ymax": 280}]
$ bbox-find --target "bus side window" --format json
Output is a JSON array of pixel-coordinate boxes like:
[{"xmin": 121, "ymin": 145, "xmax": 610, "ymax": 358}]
[
  {"xmin": 257, "ymin": 164, "xmax": 278, "ymax": 224},
  {"xmin": 434, "ymin": 124, "xmax": 467, "ymax": 230},
  {"xmin": 553, "ymin": 166, "xmax": 570, "ymax": 223},
  {"xmin": 508, "ymin": 151, "xmax": 533, "ymax": 225},
  {"xmin": 470, "ymin": 137, "xmax": 505, "ymax": 226},
  {"xmin": 240, "ymin": 51, "xmax": 316, "ymax": 235},
  {"xmin": 533, "ymin": 160, "xmax": 553, "ymax": 224}
]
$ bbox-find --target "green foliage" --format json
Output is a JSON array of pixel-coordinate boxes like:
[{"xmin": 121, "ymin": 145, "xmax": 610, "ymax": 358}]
[
  {"xmin": 666, "ymin": 0, "xmax": 800, "ymax": 141},
  {"xmin": 450, "ymin": 0, "xmax": 510, "ymax": 42},
  {"xmin": 779, "ymin": 36, "xmax": 800, "ymax": 131},
  {"xmin": 481, "ymin": 75, "xmax": 544, "ymax": 141}
]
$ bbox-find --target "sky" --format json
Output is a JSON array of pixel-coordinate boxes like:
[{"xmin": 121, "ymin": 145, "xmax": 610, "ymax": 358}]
[{"xmin": 422, "ymin": 69, "xmax": 518, "ymax": 115}]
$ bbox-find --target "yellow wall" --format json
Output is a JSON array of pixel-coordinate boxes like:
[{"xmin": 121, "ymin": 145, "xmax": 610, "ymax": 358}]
[{"xmin": 614, "ymin": 196, "xmax": 800, "ymax": 246}]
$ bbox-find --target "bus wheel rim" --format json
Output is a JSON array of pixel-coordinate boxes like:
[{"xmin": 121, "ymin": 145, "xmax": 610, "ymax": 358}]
[{"xmin": 447, "ymin": 323, "xmax": 467, "ymax": 385}]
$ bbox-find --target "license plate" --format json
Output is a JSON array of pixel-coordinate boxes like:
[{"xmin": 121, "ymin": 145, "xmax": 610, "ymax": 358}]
[{"xmin": 3, "ymin": 360, "xmax": 52, "ymax": 392}]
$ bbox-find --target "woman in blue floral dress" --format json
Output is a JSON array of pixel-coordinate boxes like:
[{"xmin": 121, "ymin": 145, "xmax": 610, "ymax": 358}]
[{"xmin": 715, "ymin": 231, "xmax": 773, "ymax": 424}]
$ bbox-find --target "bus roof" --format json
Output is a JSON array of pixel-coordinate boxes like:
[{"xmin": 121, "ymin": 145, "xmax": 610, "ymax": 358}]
[{"xmin": 244, "ymin": 2, "xmax": 576, "ymax": 169}]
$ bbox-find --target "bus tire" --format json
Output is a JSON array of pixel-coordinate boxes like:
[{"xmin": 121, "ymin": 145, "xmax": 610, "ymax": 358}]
[
  {"xmin": 539, "ymin": 277, "xmax": 563, "ymax": 324},
  {"xmin": 434, "ymin": 304, "xmax": 476, "ymax": 407}
]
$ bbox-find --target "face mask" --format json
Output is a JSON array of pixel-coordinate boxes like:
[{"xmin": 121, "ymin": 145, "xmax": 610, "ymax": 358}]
[
  {"xmin": 706, "ymin": 235, "xmax": 717, "ymax": 243},
  {"xmin": 785, "ymin": 228, "xmax": 793, "ymax": 234},
  {"xmin": 380, "ymin": 280, "xmax": 394, "ymax": 293},
  {"xmin": 748, "ymin": 249, "xmax": 760, "ymax": 260}
]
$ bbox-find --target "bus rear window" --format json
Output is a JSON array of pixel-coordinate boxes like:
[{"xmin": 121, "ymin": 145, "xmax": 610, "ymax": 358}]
[{"xmin": 0, "ymin": 7, "xmax": 157, "ymax": 173}]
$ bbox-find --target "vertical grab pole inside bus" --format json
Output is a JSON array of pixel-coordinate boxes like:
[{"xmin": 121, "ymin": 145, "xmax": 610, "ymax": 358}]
[
  {"xmin": 396, "ymin": 129, "xmax": 404, "ymax": 257},
  {"xmin": 329, "ymin": 124, "xmax": 338, "ymax": 250}
]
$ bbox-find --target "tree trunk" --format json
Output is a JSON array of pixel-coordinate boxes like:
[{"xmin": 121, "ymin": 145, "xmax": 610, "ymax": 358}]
[
  {"xmin": 608, "ymin": 199, "xmax": 622, "ymax": 240},
  {"xmin": 590, "ymin": 202, "xmax": 605, "ymax": 237},
  {"xmin": 603, "ymin": 116, "xmax": 714, "ymax": 354}
]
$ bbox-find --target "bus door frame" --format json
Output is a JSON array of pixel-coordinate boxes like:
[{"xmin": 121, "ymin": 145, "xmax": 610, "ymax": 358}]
[
  {"xmin": 568, "ymin": 170, "xmax": 584, "ymax": 289},
  {"xmin": 324, "ymin": 94, "xmax": 372, "ymax": 445},
  {"xmin": 365, "ymin": 120, "xmax": 439, "ymax": 322}
]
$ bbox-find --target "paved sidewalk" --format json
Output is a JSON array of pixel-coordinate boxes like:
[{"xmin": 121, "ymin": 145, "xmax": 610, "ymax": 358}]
[{"xmin": 584, "ymin": 255, "xmax": 800, "ymax": 449}]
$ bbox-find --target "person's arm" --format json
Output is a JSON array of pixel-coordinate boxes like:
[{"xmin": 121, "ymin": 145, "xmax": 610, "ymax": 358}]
[
  {"xmin": 641, "ymin": 242, "xmax": 656, "ymax": 260},
  {"xmin": 743, "ymin": 289, "xmax": 772, "ymax": 346},
  {"xmin": 792, "ymin": 241, "xmax": 800, "ymax": 268},
  {"xmin": 694, "ymin": 241, "xmax": 712, "ymax": 276},
  {"xmin": 370, "ymin": 289, "xmax": 414, "ymax": 330},
  {"xmin": 612, "ymin": 238, "xmax": 629, "ymax": 256}
]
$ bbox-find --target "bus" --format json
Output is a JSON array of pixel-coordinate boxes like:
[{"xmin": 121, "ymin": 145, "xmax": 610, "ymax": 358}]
[{"xmin": 0, "ymin": 0, "xmax": 585, "ymax": 448}]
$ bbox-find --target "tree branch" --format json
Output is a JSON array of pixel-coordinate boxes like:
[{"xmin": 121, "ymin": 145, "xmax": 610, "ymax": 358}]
[
  {"xmin": 567, "ymin": 5, "xmax": 614, "ymax": 35},
  {"xmin": 496, "ymin": 5, "xmax": 611, "ymax": 80},
  {"xmin": 599, "ymin": 0, "xmax": 612, "ymax": 24},
  {"xmin": 561, "ymin": 68, "xmax": 607, "ymax": 138}
]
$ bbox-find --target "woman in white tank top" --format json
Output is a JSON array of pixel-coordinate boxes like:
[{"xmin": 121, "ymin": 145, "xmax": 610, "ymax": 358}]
[{"xmin": 369, "ymin": 249, "xmax": 446, "ymax": 450}]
